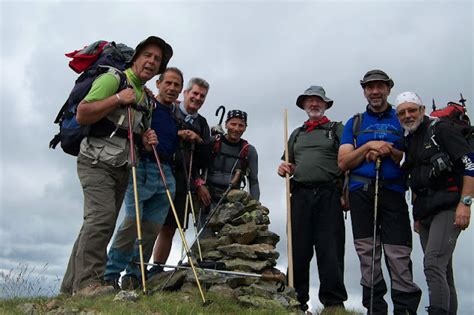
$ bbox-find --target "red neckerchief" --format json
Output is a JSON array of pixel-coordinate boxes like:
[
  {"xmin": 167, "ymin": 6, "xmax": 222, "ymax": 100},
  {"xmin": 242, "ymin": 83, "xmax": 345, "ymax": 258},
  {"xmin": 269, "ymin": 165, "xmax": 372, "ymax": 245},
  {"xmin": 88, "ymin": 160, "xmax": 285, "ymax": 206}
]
[{"xmin": 304, "ymin": 116, "xmax": 330, "ymax": 133}]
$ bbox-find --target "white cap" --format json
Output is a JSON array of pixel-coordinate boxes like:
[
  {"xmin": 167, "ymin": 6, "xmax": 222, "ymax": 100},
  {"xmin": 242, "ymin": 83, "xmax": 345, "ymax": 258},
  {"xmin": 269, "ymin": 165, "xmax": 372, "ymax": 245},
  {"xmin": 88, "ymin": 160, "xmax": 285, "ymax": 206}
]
[{"xmin": 395, "ymin": 91, "xmax": 423, "ymax": 107}]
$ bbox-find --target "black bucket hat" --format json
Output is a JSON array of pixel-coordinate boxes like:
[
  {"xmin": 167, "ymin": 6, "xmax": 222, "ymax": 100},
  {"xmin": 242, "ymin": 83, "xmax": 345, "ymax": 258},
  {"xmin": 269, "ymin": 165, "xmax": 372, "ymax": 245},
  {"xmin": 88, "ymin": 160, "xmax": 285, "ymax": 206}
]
[
  {"xmin": 129, "ymin": 36, "xmax": 173, "ymax": 74},
  {"xmin": 360, "ymin": 69, "xmax": 394, "ymax": 89},
  {"xmin": 296, "ymin": 86, "xmax": 334, "ymax": 109},
  {"xmin": 226, "ymin": 110, "xmax": 248, "ymax": 125}
]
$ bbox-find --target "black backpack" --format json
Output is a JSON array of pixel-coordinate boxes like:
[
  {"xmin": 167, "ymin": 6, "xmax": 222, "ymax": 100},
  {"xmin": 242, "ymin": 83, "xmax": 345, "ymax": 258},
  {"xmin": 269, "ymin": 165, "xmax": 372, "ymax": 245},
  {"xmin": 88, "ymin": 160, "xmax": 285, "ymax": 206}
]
[{"xmin": 49, "ymin": 41, "xmax": 134, "ymax": 156}]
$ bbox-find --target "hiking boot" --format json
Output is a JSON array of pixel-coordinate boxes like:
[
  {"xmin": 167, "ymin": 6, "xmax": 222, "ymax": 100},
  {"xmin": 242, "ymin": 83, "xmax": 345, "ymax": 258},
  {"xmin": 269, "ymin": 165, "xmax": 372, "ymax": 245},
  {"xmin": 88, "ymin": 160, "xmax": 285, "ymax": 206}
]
[
  {"xmin": 121, "ymin": 275, "xmax": 140, "ymax": 291},
  {"xmin": 104, "ymin": 277, "xmax": 121, "ymax": 290},
  {"xmin": 147, "ymin": 265, "xmax": 164, "ymax": 279},
  {"xmin": 73, "ymin": 283, "xmax": 115, "ymax": 297}
]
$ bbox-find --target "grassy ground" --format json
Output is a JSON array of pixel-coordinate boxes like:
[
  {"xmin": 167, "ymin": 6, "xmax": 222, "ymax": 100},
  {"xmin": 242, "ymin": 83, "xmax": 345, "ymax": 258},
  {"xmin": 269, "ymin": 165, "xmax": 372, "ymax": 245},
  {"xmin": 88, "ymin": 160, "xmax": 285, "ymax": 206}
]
[
  {"xmin": 0, "ymin": 290, "xmax": 361, "ymax": 314},
  {"xmin": 1, "ymin": 264, "xmax": 361, "ymax": 314}
]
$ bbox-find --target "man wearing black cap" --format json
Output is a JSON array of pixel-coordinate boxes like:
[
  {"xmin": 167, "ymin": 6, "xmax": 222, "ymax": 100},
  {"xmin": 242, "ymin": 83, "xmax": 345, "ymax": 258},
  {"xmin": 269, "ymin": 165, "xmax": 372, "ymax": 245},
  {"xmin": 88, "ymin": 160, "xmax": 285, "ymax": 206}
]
[
  {"xmin": 338, "ymin": 70, "xmax": 421, "ymax": 314},
  {"xmin": 60, "ymin": 36, "xmax": 172, "ymax": 297},
  {"xmin": 197, "ymin": 109, "xmax": 259, "ymax": 207},
  {"xmin": 277, "ymin": 86, "xmax": 347, "ymax": 312}
]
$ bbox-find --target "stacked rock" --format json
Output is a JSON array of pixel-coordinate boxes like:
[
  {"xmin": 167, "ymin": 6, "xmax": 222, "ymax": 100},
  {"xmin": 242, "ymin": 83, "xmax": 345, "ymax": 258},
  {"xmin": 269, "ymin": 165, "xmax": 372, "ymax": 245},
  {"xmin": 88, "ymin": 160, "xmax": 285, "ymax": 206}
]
[{"xmin": 147, "ymin": 189, "xmax": 300, "ymax": 311}]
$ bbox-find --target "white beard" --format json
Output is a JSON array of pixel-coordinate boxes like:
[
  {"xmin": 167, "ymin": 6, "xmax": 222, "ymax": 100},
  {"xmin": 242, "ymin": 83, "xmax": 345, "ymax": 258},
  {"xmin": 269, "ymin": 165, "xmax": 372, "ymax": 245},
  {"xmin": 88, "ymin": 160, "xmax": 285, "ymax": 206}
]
[
  {"xmin": 305, "ymin": 108, "xmax": 325, "ymax": 120},
  {"xmin": 402, "ymin": 116, "xmax": 423, "ymax": 133}
]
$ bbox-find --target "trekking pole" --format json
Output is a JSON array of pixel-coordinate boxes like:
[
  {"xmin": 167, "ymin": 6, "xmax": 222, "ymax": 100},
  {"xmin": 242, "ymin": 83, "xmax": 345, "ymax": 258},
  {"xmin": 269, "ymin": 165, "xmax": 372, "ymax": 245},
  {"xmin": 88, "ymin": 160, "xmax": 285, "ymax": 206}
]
[
  {"xmin": 369, "ymin": 157, "xmax": 382, "ymax": 315},
  {"xmin": 151, "ymin": 146, "xmax": 207, "ymax": 304},
  {"xmin": 284, "ymin": 109, "xmax": 294, "ymax": 288},
  {"xmin": 459, "ymin": 93, "xmax": 467, "ymax": 111},
  {"xmin": 127, "ymin": 106, "xmax": 148, "ymax": 294},
  {"xmin": 182, "ymin": 142, "xmax": 203, "ymax": 261},
  {"xmin": 183, "ymin": 143, "xmax": 193, "ymax": 231},
  {"xmin": 168, "ymin": 143, "xmax": 248, "ymax": 272}
]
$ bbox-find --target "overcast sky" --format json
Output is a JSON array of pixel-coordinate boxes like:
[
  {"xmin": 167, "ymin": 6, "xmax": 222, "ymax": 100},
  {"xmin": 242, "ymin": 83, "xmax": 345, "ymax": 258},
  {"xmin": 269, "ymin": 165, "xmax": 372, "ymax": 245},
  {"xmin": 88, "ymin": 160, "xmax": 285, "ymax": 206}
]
[{"xmin": 1, "ymin": 0, "xmax": 473, "ymax": 313}]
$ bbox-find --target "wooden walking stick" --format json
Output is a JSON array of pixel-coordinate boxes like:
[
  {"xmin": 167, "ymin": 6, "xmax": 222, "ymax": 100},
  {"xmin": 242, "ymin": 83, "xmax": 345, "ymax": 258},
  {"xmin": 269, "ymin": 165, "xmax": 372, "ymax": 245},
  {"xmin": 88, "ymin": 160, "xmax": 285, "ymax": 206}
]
[
  {"xmin": 284, "ymin": 109, "xmax": 294, "ymax": 288},
  {"xmin": 127, "ymin": 106, "xmax": 148, "ymax": 294}
]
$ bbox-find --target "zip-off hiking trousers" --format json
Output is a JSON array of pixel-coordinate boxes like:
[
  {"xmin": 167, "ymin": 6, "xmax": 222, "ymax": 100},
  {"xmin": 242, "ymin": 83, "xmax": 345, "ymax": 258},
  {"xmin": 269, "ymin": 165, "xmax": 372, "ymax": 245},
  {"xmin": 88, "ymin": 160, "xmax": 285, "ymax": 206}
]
[
  {"xmin": 419, "ymin": 209, "xmax": 461, "ymax": 315},
  {"xmin": 104, "ymin": 161, "xmax": 175, "ymax": 281},
  {"xmin": 350, "ymin": 187, "xmax": 422, "ymax": 315},
  {"xmin": 60, "ymin": 154, "xmax": 129, "ymax": 294},
  {"xmin": 291, "ymin": 183, "xmax": 348, "ymax": 308}
]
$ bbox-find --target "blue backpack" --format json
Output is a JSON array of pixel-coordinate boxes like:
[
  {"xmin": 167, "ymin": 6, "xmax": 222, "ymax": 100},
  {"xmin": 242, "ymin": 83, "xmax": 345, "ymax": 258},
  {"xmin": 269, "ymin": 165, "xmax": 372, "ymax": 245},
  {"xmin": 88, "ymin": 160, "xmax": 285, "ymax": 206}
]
[{"xmin": 49, "ymin": 41, "xmax": 134, "ymax": 156}]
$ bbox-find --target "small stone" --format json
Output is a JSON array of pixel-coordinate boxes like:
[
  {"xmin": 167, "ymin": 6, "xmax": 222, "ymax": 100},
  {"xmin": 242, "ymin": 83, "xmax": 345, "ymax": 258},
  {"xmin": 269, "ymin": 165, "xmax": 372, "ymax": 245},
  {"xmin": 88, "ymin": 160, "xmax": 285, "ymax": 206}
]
[
  {"xmin": 218, "ymin": 222, "xmax": 258, "ymax": 244},
  {"xmin": 256, "ymin": 205, "xmax": 270, "ymax": 215},
  {"xmin": 237, "ymin": 295, "xmax": 283, "ymax": 309},
  {"xmin": 147, "ymin": 269, "xmax": 186, "ymax": 291},
  {"xmin": 226, "ymin": 189, "xmax": 248, "ymax": 202},
  {"xmin": 17, "ymin": 303, "xmax": 37, "ymax": 315},
  {"xmin": 208, "ymin": 284, "xmax": 236, "ymax": 299},
  {"xmin": 203, "ymin": 250, "xmax": 223, "ymax": 260},
  {"xmin": 46, "ymin": 299, "xmax": 61, "ymax": 311},
  {"xmin": 243, "ymin": 199, "xmax": 261, "ymax": 211},
  {"xmin": 113, "ymin": 290, "xmax": 140, "ymax": 302},
  {"xmin": 217, "ymin": 235, "xmax": 233, "ymax": 246},
  {"xmin": 254, "ymin": 229, "xmax": 280, "ymax": 246},
  {"xmin": 222, "ymin": 257, "xmax": 273, "ymax": 272}
]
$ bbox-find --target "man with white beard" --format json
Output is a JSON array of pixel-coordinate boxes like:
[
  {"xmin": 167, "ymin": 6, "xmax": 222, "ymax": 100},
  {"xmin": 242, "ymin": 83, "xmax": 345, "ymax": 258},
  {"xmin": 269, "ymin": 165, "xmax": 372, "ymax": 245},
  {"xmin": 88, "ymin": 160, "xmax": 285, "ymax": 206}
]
[
  {"xmin": 278, "ymin": 85, "xmax": 347, "ymax": 313},
  {"xmin": 396, "ymin": 92, "xmax": 474, "ymax": 315}
]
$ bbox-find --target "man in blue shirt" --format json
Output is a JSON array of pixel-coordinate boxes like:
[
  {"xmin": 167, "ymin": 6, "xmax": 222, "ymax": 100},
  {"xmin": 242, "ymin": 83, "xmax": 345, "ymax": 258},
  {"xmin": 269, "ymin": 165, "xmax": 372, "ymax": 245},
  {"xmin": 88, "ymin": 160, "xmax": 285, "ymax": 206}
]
[
  {"xmin": 338, "ymin": 70, "xmax": 421, "ymax": 314},
  {"xmin": 103, "ymin": 67, "xmax": 184, "ymax": 289}
]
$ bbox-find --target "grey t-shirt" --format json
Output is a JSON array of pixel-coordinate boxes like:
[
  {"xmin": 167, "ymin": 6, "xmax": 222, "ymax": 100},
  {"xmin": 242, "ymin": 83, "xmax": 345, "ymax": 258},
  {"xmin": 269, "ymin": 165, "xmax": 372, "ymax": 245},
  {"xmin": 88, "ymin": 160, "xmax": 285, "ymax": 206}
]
[{"xmin": 207, "ymin": 136, "xmax": 260, "ymax": 200}]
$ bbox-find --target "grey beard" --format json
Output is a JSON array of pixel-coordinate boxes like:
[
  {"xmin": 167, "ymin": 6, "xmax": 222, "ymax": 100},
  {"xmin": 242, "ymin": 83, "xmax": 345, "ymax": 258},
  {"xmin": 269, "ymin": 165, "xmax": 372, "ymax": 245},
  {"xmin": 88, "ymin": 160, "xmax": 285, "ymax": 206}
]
[{"xmin": 402, "ymin": 118, "xmax": 423, "ymax": 133}]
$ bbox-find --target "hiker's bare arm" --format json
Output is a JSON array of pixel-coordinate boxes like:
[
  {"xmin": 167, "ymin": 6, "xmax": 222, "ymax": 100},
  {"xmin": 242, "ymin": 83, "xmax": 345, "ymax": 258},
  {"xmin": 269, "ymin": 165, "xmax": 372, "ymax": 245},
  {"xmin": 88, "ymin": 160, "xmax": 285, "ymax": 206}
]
[
  {"xmin": 365, "ymin": 144, "xmax": 402, "ymax": 164},
  {"xmin": 76, "ymin": 88, "xmax": 135, "ymax": 125},
  {"xmin": 142, "ymin": 128, "xmax": 158, "ymax": 152},
  {"xmin": 338, "ymin": 141, "xmax": 390, "ymax": 171},
  {"xmin": 277, "ymin": 162, "xmax": 294, "ymax": 177},
  {"xmin": 196, "ymin": 185, "xmax": 211, "ymax": 207},
  {"xmin": 454, "ymin": 175, "xmax": 473, "ymax": 230}
]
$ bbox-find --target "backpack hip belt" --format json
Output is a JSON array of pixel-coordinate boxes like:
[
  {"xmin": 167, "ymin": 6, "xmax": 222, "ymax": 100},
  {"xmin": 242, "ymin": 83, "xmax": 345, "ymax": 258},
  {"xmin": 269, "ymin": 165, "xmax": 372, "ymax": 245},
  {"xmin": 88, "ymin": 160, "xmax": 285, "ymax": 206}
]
[{"xmin": 350, "ymin": 174, "xmax": 404, "ymax": 191}]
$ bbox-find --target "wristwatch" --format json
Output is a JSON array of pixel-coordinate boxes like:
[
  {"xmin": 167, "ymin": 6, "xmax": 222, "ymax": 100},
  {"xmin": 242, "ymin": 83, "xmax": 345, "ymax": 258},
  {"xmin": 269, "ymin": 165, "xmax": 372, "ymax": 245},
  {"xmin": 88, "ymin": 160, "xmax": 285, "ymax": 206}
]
[{"xmin": 460, "ymin": 195, "xmax": 472, "ymax": 206}]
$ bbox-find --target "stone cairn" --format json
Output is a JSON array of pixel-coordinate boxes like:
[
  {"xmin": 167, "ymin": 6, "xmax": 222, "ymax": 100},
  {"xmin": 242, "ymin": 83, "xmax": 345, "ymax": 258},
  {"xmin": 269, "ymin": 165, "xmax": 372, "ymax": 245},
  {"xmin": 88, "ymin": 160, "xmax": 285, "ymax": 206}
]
[{"xmin": 146, "ymin": 189, "xmax": 300, "ymax": 311}]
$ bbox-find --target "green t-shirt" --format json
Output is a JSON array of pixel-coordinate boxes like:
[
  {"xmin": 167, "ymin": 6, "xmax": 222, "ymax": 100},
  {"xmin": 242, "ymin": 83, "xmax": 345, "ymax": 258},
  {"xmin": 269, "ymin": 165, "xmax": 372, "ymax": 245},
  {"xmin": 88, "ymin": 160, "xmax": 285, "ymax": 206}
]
[
  {"xmin": 289, "ymin": 122, "xmax": 344, "ymax": 183},
  {"xmin": 83, "ymin": 68, "xmax": 144, "ymax": 103}
]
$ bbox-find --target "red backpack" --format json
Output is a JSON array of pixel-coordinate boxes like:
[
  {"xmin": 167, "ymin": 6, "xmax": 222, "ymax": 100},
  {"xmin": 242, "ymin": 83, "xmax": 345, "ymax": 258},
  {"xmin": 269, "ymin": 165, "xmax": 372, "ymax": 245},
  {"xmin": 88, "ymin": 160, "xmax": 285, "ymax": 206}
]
[{"xmin": 430, "ymin": 94, "xmax": 471, "ymax": 126}]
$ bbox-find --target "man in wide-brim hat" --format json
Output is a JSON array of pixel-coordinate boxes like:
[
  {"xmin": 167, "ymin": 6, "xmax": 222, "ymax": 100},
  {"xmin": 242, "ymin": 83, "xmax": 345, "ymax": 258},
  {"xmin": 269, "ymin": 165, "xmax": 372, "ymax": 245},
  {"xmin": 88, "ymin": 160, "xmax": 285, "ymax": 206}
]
[{"xmin": 278, "ymin": 85, "xmax": 347, "ymax": 312}]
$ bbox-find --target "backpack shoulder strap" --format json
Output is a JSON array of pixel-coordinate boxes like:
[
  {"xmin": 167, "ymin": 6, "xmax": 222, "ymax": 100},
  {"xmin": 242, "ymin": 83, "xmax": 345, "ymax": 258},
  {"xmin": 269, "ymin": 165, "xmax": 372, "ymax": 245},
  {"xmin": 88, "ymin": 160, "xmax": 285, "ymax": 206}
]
[
  {"xmin": 240, "ymin": 139, "xmax": 250, "ymax": 172},
  {"xmin": 352, "ymin": 113, "xmax": 363, "ymax": 147},
  {"xmin": 211, "ymin": 134, "xmax": 222, "ymax": 158},
  {"xmin": 288, "ymin": 126, "xmax": 304, "ymax": 163},
  {"xmin": 325, "ymin": 121, "xmax": 341, "ymax": 148},
  {"xmin": 428, "ymin": 118, "xmax": 442, "ymax": 150}
]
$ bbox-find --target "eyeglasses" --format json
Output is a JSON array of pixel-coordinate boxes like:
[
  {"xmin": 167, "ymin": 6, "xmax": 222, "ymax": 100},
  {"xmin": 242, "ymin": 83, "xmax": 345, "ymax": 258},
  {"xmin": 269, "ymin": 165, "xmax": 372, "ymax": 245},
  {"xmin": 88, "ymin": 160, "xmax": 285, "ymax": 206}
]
[{"xmin": 396, "ymin": 107, "xmax": 420, "ymax": 117}]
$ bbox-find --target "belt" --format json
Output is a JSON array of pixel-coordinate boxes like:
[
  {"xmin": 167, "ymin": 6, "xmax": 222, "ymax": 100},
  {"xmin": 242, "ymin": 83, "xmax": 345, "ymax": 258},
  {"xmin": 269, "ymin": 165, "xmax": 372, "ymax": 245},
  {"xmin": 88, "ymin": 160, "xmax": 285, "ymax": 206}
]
[
  {"xmin": 291, "ymin": 180, "xmax": 336, "ymax": 190},
  {"xmin": 350, "ymin": 174, "xmax": 404, "ymax": 191}
]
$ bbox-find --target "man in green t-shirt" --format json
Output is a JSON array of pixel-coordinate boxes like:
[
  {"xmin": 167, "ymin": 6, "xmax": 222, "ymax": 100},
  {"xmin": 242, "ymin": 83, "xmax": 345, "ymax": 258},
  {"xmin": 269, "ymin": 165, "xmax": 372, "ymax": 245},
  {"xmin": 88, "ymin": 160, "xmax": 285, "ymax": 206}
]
[
  {"xmin": 277, "ymin": 85, "xmax": 347, "ymax": 312},
  {"xmin": 60, "ymin": 36, "xmax": 173, "ymax": 297}
]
